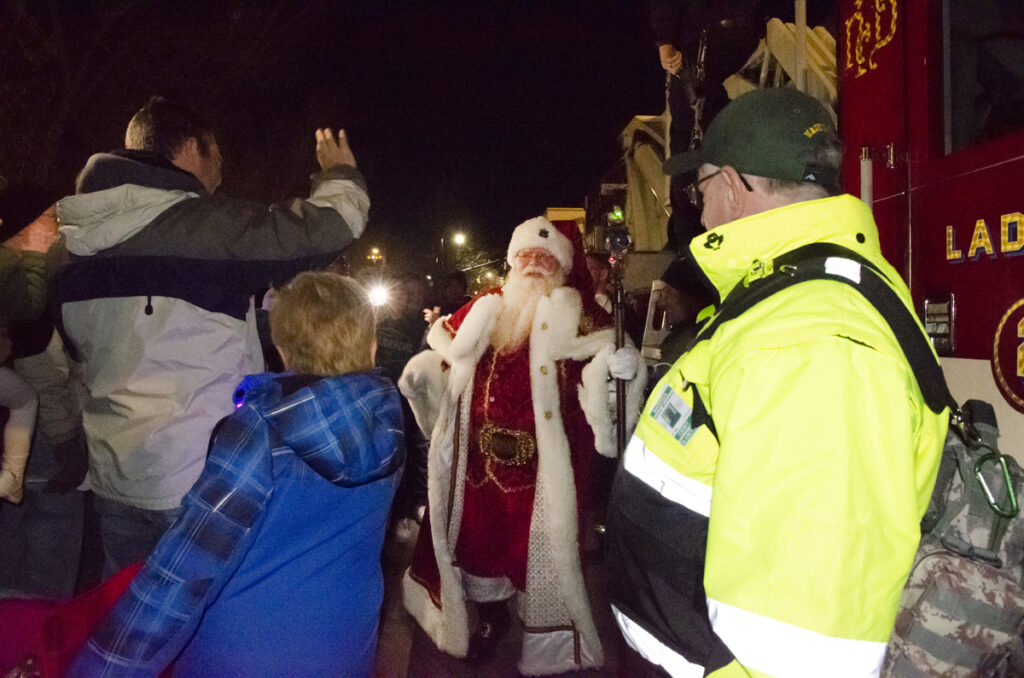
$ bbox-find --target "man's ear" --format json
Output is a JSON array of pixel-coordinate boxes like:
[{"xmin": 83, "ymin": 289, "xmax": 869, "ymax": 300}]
[
  {"xmin": 719, "ymin": 165, "xmax": 750, "ymax": 221},
  {"xmin": 171, "ymin": 137, "xmax": 201, "ymax": 173}
]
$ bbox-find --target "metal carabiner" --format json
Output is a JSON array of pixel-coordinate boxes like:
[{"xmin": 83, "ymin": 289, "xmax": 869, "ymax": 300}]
[
  {"xmin": 695, "ymin": 29, "xmax": 708, "ymax": 84},
  {"xmin": 778, "ymin": 264, "xmax": 798, "ymax": 276},
  {"xmin": 974, "ymin": 452, "xmax": 1020, "ymax": 519}
]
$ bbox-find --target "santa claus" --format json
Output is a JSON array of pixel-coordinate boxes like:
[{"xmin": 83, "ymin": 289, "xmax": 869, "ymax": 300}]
[{"xmin": 399, "ymin": 217, "xmax": 645, "ymax": 675}]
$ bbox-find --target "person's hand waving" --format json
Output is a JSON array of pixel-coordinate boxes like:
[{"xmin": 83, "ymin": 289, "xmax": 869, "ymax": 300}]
[{"xmin": 315, "ymin": 128, "xmax": 357, "ymax": 171}]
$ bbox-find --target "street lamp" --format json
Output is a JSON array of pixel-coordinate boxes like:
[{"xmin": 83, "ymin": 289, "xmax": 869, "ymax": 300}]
[{"xmin": 438, "ymin": 231, "xmax": 468, "ymax": 269}]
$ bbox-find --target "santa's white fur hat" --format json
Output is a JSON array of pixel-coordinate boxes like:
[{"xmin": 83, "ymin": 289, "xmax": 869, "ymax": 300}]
[{"xmin": 506, "ymin": 217, "xmax": 574, "ymax": 271}]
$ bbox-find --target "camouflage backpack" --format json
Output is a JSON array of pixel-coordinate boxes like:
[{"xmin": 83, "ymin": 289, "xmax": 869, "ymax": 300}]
[{"xmin": 883, "ymin": 401, "xmax": 1024, "ymax": 677}]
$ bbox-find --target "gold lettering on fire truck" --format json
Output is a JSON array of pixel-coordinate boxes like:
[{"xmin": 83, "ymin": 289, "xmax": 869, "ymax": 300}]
[
  {"xmin": 844, "ymin": 0, "xmax": 898, "ymax": 78},
  {"xmin": 1002, "ymin": 212, "xmax": 1024, "ymax": 255},
  {"xmin": 947, "ymin": 212, "xmax": 1024, "ymax": 261},
  {"xmin": 994, "ymin": 299, "xmax": 1024, "ymax": 414},
  {"xmin": 968, "ymin": 219, "xmax": 996, "ymax": 259},
  {"xmin": 1018, "ymin": 316, "xmax": 1024, "ymax": 379},
  {"xmin": 945, "ymin": 225, "xmax": 963, "ymax": 261}
]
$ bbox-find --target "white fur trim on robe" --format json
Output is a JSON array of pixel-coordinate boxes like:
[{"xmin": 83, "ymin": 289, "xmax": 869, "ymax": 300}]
[
  {"xmin": 523, "ymin": 289, "xmax": 604, "ymax": 669},
  {"xmin": 398, "ymin": 350, "xmax": 446, "ymax": 436}
]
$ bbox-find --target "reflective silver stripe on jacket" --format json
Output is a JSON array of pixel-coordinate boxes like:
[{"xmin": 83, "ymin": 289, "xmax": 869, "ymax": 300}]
[
  {"xmin": 611, "ymin": 605, "xmax": 704, "ymax": 678},
  {"xmin": 708, "ymin": 597, "xmax": 886, "ymax": 678},
  {"xmin": 622, "ymin": 435, "xmax": 712, "ymax": 517}
]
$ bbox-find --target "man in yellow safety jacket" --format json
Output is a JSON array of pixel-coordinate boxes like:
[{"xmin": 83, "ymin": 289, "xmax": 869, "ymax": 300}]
[{"xmin": 606, "ymin": 88, "xmax": 948, "ymax": 678}]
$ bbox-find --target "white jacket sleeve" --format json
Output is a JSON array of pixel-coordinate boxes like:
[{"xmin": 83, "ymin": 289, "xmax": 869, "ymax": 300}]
[{"xmin": 307, "ymin": 165, "xmax": 370, "ymax": 239}]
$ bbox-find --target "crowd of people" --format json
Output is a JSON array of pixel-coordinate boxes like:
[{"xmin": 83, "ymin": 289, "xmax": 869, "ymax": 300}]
[{"xmin": 0, "ymin": 66, "xmax": 944, "ymax": 678}]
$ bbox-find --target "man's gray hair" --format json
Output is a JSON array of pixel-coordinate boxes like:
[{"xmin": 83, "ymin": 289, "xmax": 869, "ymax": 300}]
[{"xmin": 757, "ymin": 135, "xmax": 844, "ymax": 199}]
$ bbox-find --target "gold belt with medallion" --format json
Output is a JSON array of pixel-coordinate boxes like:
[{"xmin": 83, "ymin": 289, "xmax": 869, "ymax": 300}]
[{"xmin": 477, "ymin": 423, "xmax": 536, "ymax": 466}]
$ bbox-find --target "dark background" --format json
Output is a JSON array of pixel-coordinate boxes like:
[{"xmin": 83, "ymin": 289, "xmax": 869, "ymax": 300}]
[{"xmin": 0, "ymin": 1, "xmax": 666, "ymax": 272}]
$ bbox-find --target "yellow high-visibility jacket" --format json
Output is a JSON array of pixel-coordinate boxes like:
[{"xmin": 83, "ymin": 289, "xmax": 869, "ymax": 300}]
[{"xmin": 610, "ymin": 195, "xmax": 947, "ymax": 678}]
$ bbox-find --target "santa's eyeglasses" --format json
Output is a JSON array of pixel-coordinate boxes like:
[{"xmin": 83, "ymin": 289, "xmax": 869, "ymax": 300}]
[{"xmin": 514, "ymin": 249, "xmax": 558, "ymax": 264}]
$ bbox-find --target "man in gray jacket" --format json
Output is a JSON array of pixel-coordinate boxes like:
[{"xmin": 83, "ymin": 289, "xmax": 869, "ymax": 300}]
[{"xmin": 51, "ymin": 96, "xmax": 370, "ymax": 575}]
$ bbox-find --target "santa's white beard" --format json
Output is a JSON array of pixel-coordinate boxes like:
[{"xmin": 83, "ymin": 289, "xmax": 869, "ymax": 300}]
[{"xmin": 491, "ymin": 268, "xmax": 566, "ymax": 355}]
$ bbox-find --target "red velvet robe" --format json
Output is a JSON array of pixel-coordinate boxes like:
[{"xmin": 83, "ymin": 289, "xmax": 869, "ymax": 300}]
[{"xmin": 409, "ymin": 290, "xmax": 608, "ymax": 601}]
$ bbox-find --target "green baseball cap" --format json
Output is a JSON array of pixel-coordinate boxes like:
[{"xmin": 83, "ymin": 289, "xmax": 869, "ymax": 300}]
[{"xmin": 663, "ymin": 87, "xmax": 839, "ymax": 189}]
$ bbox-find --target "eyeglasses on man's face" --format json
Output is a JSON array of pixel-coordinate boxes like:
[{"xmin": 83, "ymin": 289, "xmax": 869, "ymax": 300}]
[{"xmin": 686, "ymin": 168, "xmax": 754, "ymax": 209}]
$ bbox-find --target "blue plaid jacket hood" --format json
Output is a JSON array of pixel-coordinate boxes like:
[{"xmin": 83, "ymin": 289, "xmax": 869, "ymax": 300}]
[{"xmin": 233, "ymin": 370, "xmax": 404, "ymax": 487}]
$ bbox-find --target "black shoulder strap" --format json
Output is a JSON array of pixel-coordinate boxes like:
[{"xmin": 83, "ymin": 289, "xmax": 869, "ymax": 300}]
[{"xmin": 691, "ymin": 243, "xmax": 955, "ymax": 415}]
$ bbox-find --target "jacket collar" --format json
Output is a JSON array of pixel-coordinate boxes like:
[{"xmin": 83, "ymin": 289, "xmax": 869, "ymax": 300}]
[
  {"xmin": 235, "ymin": 370, "xmax": 403, "ymax": 488},
  {"xmin": 688, "ymin": 194, "xmax": 881, "ymax": 302},
  {"xmin": 76, "ymin": 150, "xmax": 206, "ymax": 195}
]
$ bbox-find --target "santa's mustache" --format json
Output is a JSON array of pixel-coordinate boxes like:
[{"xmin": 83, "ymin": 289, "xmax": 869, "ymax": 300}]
[{"xmin": 519, "ymin": 263, "xmax": 552, "ymax": 277}]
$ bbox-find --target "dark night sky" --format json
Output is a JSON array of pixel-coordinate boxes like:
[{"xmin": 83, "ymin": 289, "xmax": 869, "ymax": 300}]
[
  {"xmin": 329, "ymin": 3, "xmax": 664, "ymax": 267},
  {"xmin": 1, "ymin": 1, "xmax": 666, "ymax": 272}
]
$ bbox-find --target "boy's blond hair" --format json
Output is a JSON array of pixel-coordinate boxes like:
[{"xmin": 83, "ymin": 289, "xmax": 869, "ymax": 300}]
[{"xmin": 270, "ymin": 272, "xmax": 375, "ymax": 376}]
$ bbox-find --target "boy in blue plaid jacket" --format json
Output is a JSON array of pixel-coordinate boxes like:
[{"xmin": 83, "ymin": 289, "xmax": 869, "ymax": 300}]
[{"xmin": 69, "ymin": 272, "xmax": 404, "ymax": 677}]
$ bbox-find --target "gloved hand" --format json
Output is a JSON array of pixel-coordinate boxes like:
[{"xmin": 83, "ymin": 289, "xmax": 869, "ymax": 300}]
[{"xmin": 607, "ymin": 345, "xmax": 640, "ymax": 381}]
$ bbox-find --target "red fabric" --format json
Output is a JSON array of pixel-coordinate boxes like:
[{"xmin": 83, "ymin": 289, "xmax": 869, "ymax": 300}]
[
  {"xmin": 456, "ymin": 347, "xmax": 597, "ymax": 591},
  {"xmin": 458, "ymin": 346, "xmax": 538, "ymax": 588},
  {"xmin": 410, "ymin": 256, "xmax": 612, "ymax": 613},
  {"xmin": 407, "ymin": 292, "xmax": 505, "ymax": 602},
  {"xmin": 410, "ymin": 343, "xmax": 596, "ymax": 595},
  {"xmin": 443, "ymin": 288, "xmax": 499, "ymax": 334},
  {"xmin": 550, "ymin": 219, "xmax": 594, "ymax": 300},
  {"xmin": 0, "ymin": 598, "xmax": 58, "ymax": 672},
  {"xmin": 0, "ymin": 563, "xmax": 148, "ymax": 678},
  {"xmin": 410, "ymin": 292, "xmax": 602, "ymax": 600}
]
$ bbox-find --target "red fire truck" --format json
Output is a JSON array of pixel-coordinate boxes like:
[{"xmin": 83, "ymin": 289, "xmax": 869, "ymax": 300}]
[{"xmin": 839, "ymin": 1, "xmax": 1024, "ymax": 455}]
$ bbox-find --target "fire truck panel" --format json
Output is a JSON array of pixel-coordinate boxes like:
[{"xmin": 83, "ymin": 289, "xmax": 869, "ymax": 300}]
[{"xmin": 841, "ymin": 1, "xmax": 1024, "ymax": 457}]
